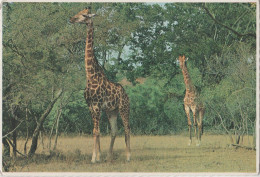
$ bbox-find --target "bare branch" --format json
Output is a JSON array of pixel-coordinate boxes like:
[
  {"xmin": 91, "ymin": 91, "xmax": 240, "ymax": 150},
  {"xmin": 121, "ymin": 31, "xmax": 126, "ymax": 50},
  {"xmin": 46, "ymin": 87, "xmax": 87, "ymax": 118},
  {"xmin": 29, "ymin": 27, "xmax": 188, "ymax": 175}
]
[
  {"xmin": 206, "ymin": 102, "xmax": 234, "ymax": 144},
  {"xmin": 202, "ymin": 5, "xmax": 255, "ymax": 38},
  {"xmin": 2, "ymin": 120, "xmax": 24, "ymax": 139},
  {"xmin": 231, "ymin": 144, "xmax": 255, "ymax": 150},
  {"xmin": 230, "ymin": 87, "xmax": 255, "ymax": 96},
  {"xmin": 6, "ymin": 137, "xmax": 27, "ymax": 157}
]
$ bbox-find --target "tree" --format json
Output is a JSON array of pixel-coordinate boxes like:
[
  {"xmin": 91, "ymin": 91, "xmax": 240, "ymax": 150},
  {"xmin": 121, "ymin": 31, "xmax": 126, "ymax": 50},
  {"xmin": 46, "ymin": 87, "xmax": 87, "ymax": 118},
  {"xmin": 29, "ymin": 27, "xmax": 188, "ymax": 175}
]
[
  {"xmin": 2, "ymin": 3, "xmax": 256, "ymax": 160},
  {"xmin": 28, "ymin": 89, "xmax": 63, "ymax": 155},
  {"xmin": 202, "ymin": 42, "xmax": 256, "ymax": 147}
]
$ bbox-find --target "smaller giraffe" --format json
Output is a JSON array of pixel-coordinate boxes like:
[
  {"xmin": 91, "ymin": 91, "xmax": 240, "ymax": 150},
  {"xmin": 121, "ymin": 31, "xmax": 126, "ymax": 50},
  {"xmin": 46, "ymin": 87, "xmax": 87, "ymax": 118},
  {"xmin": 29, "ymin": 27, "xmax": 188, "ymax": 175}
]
[{"xmin": 179, "ymin": 55, "xmax": 205, "ymax": 146}]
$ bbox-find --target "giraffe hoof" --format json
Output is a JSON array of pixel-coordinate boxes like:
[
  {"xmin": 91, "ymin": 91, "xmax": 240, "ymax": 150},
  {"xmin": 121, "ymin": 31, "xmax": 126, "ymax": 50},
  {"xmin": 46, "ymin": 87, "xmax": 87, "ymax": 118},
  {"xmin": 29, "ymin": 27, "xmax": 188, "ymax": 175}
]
[
  {"xmin": 126, "ymin": 153, "xmax": 131, "ymax": 162},
  {"xmin": 188, "ymin": 140, "xmax": 192, "ymax": 146},
  {"xmin": 196, "ymin": 141, "xmax": 201, "ymax": 147},
  {"xmin": 91, "ymin": 158, "xmax": 100, "ymax": 163},
  {"xmin": 91, "ymin": 159, "xmax": 101, "ymax": 164}
]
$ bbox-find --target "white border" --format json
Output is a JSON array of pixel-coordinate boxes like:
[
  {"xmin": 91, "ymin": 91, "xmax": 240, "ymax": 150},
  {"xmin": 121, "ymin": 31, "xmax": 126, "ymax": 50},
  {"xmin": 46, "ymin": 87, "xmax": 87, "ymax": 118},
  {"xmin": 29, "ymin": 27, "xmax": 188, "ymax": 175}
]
[{"xmin": 0, "ymin": 0, "xmax": 259, "ymax": 176}]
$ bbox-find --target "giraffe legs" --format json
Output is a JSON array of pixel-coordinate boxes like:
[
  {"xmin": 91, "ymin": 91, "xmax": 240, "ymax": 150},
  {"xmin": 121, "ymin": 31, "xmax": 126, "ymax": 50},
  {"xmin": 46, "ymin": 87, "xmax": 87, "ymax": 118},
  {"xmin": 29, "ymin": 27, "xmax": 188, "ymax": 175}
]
[
  {"xmin": 191, "ymin": 106, "xmax": 199, "ymax": 145},
  {"xmin": 119, "ymin": 104, "xmax": 131, "ymax": 162},
  {"xmin": 106, "ymin": 111, "xmax": 118, "ymax": 162},
  {"xmin": 90, "ymin": 106, "xmax": 101, "ymax": 163},
  {"xmin": 197, "ymin": 108, "xmax": 204, "ymax": 146},
  {"xmin": 184, "ymin": 105, "xmax": 192, "ymax": 146}
]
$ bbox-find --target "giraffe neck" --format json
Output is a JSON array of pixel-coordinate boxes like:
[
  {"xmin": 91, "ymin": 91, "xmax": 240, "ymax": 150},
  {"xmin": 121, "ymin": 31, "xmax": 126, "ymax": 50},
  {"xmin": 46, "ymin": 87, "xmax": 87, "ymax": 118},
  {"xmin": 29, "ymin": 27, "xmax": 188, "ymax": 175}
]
[
  {"xmin": 181, "ymin": 63, "xmax": 195, "ymax": 93},
  {"xmin": 84, "ymin": 21, "xmax": 104, "ymax": 84}
]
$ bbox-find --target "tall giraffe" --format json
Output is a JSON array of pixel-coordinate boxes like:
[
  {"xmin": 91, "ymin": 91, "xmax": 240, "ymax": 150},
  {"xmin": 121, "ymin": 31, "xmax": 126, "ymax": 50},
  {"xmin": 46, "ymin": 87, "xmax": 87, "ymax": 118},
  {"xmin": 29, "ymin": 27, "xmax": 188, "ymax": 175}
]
[
  {"xmin": 70, "ymin": 7, "xmax": 130, "ymax": 163},
  {"xmin": 179, "ymin": 55, "xmax": 205, "ymax": 146}
]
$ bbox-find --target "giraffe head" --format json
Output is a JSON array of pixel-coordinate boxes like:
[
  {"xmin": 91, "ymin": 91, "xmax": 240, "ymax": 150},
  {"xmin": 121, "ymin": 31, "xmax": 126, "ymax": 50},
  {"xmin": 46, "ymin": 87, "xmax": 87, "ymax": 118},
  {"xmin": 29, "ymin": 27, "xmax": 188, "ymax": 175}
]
[{"xmin": 70, "ymin": 7, "xmax": 96, "ymax": 25}]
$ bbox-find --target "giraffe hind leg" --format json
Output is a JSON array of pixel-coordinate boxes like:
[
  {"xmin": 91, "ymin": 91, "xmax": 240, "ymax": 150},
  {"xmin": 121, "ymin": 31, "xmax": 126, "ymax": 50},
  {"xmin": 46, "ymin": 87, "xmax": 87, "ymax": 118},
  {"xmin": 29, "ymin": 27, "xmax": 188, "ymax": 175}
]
[
  {"xmin": 191, "ymin": 106, "xmax": 200, "ymax": 146},
  {"xmin": 197, "ymin": 108, "xmax": 205, "ymax": 146},
  {"xmin": 184, "ymin": 105, "xmax": 192, "ymax": 146},
  {"xmin": 119, "ymin": 101, "xmax": 131, "ymax": 162},
  {"xmin": 106, "ymin": 111, "xmax": 118, "ymax": 162}
]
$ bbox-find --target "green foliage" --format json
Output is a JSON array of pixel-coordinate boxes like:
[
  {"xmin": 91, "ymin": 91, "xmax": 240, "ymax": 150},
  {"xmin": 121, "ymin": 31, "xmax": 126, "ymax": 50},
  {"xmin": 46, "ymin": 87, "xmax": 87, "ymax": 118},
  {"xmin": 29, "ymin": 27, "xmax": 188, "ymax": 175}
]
[
  {"xmin": 126, "ymin": 78, "xmax": 172, "ymax": 134},
  {"xmin": 2, "ymin": 2, "xmax": 256, "ymax": 146},
  {"xmin": 202, "ymin": 42, "xmax": 256, "ymax": 135}
]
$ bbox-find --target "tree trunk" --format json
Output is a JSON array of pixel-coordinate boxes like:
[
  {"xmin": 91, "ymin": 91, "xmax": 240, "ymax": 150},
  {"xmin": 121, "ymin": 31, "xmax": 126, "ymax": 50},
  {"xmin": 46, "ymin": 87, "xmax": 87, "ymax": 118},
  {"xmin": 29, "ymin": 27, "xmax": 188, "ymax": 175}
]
[
  {"xmin": 48, "ymin": 103, "xmax": 62, "ymax": 150},
  {"xmin": 236, "ymin": 134, "xmax": 240, "ymax": 144},
  {"xmin": 28, "ymin": 89, "xmax": 63, "ymax": 156},
  {"xmin": 24, "ymin": 108, "xmax": 29, "ymax": 154},
  {"xmin": 53, "ymin": 108, "xmax": 62, "ymax": 150},
  {"xmin": 48, "ymin": 116, "xmax": 57, "ymax": 150},
  {"xmin": 3, "ymin": 137, "xmax": 10, "ymax": 157},
  {"xmin": 2, "ymin": 138, "xmax": 11, "ymax": 172},
  {"xmin": 40, "ymin": 131, "xmax": 45, "ymax": 149},
  {"xmin": 11, "ymin": 116, "xmax": 17, "ymax": 157}
]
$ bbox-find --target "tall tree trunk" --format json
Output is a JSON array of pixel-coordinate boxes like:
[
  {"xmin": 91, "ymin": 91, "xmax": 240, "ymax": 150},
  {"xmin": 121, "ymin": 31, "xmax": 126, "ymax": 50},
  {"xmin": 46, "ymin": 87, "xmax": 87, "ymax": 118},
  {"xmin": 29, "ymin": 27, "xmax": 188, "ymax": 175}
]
[
  {"xmin": 2, "ymin": 138, "xmax": 11, "ymax": 172},
  {"xmin": 49, "ymin": 102, "xmax": 62, "ymax": 150},
  {"xmin": 39, "ymin": 131, "xmax": 45, "ymax": 149},
  {"xmin": 24, "ymin": 107, "xmax": 29, "ymax": 154},
  {"xmin": 28, "ymin": 89, "xmax": 63, "ymax": 156},
  {"xmin": 3, "ymin": 137, "xmax": 10, "ymax": 157},
  {"xmin": 48, "ymin": 116, "xmax": 57, "ymax": 150},
  {"xmin": 53, "ymin": 108, "xmax": 62, "ymax": 150},
  {"xmin": 10, "ymin": 113, "xmax": 17, "ymax": 157}
]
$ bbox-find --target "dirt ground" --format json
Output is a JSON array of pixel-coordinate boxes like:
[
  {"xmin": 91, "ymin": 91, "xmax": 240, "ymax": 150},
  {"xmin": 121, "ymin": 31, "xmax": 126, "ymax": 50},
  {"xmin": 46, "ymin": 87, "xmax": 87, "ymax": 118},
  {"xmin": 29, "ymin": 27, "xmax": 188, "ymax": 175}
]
[{"xmin": 7, "ymin": 134, "xmax": 256, "ymax": 173}]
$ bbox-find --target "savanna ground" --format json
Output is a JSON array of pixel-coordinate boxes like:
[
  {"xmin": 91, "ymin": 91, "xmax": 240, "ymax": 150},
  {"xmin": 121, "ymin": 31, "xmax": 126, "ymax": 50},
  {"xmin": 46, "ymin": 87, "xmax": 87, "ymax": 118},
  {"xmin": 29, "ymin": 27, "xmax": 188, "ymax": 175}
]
[{"xmin": 8, "ymin": 134, "xmax": 256, "ymax": 173}]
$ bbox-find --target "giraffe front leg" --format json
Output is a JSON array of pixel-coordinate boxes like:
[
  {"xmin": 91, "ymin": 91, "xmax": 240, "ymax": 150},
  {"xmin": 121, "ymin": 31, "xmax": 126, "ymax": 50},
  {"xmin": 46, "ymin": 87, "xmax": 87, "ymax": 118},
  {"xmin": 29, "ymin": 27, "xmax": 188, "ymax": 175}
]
[
  {"xmin": 96, "ymin": 133, "xmax": 101, "ymax": 161},
  {"xmin": 92, "ymin": 127, "xmax": 101, "ymax": 163},
  {"xmin": 90, "ymin": 107, "xmax": 101, "ymax": 163},
  {"xmin": 184, "ymin": 105, "xmax": 192, "ymax": 146}
]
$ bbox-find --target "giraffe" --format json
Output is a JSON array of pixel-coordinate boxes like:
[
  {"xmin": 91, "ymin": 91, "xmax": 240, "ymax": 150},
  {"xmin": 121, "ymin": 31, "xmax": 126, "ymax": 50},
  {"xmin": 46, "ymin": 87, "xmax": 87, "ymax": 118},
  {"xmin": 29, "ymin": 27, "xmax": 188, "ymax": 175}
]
[
  {"xmin": 178, "ymin": 55, "xmax": 205, "ymax": 146},
  {"xmin": 70, "ymin": 7, "xmax": 130, "ymax": 163}
]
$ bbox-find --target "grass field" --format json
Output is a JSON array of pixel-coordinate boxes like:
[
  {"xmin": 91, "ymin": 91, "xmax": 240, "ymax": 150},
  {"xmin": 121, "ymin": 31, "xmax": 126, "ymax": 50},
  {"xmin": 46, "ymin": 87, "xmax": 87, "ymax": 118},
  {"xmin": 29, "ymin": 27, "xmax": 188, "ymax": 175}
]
[{"xmin": 8, "ymin": 134, "xmax": 256, "ymax": 173}]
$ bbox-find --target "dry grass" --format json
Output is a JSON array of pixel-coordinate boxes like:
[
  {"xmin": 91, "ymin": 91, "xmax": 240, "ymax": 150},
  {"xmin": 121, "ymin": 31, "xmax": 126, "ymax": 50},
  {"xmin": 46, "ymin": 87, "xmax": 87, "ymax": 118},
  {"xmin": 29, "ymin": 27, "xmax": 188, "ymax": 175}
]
[{"xmin": 8, "ymin": 134, "xmax": 256, "ymax": 173}]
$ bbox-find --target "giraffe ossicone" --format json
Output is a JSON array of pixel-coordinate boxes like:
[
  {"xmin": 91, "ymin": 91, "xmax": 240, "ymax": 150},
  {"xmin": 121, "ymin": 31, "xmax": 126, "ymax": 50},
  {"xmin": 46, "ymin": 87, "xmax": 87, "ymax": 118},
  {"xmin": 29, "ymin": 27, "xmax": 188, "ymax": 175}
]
[{"xmin": 70, "ymin": 8, "xmax": 131, "ymax": 163}]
